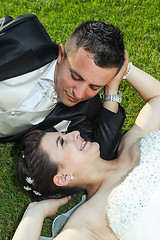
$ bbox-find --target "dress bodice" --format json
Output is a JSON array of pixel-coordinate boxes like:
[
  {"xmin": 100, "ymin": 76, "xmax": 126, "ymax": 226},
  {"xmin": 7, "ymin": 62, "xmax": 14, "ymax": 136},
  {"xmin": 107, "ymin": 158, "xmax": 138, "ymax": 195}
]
[{"xmin": 107, "ymin": 131, "xmax": 160, "ymax": 240}]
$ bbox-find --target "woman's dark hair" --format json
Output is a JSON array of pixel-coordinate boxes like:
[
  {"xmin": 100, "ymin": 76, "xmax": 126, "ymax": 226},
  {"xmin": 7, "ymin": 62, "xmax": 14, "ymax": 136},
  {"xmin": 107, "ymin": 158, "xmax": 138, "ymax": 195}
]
[
  {"xmin": 65, "ymin": 20, "xmax": 125, "ymax": 73},
  {"xmin": 18, "ymin": 130, "xmax": 85, "ymax": 201}
]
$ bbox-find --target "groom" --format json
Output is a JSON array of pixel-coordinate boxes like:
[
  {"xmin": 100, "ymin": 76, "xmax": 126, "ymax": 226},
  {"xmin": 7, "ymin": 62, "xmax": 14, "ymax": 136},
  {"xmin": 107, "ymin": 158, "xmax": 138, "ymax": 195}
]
[{"xmin": 0, "ymin": 14, "xmax": 125, "ymax": 159}]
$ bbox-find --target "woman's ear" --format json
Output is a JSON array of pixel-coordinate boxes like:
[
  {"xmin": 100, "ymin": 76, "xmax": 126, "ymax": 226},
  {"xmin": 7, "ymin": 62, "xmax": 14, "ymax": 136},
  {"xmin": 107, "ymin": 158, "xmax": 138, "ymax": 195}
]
[
  {"xmin": 53, "ymin": 174, "xmax": 70, "ymax": 187},
  {"xmin": 57, "ymin": 44, "xmax": 65, "ymax": 64}
]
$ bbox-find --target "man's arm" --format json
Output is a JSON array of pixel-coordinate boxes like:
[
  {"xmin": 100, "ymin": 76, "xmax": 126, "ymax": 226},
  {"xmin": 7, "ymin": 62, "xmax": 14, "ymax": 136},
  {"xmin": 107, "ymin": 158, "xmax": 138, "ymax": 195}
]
[
  {"xmin": 93, "ymin": 105, "xmax": 125, "ymax": 160},
  {"xmin": 92, "ymin": 53, "xmax": 128, "ymax": 160}
]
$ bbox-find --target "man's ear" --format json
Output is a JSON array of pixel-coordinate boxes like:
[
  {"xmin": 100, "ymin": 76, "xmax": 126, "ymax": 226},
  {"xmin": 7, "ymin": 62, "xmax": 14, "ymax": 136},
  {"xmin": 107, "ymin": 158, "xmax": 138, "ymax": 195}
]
[
  {"xmin": 57, "ymin": 44, "xmax": 65, "ymax": 64},
  {"xmin": 53, "ymin": 174, "xmax": 70, "ymax": 187}
]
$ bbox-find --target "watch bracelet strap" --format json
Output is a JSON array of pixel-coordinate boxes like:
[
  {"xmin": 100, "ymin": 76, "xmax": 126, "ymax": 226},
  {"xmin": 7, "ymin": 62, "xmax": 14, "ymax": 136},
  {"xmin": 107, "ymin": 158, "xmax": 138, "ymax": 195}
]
[{"xmin": 102, "ymin": 91, "xmax": 122, "ymax": 104}]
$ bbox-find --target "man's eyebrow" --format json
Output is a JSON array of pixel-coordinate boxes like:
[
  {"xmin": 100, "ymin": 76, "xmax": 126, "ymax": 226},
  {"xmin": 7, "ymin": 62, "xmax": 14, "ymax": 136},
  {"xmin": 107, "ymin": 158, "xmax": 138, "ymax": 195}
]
[
  {"xmin": 56, "ymin": 136, "xmax": 60, "ymax": 147},
  {"xmin": 70, "ymin": 68, "xmax": 84, "ymax": 81},
  {"xmin": 90, "ymin": 83, "xmax": 104, "ymax": 88},
  {"xmin": 70, "ymin": 68, "xmax": 104, "ymax": 88}
]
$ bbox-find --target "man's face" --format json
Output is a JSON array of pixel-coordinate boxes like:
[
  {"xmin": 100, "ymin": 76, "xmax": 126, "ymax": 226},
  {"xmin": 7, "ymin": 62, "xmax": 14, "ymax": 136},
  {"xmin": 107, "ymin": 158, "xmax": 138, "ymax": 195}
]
[{"xmin": 54, "ymin": 44, "xmax": 118, "ymax": 107}]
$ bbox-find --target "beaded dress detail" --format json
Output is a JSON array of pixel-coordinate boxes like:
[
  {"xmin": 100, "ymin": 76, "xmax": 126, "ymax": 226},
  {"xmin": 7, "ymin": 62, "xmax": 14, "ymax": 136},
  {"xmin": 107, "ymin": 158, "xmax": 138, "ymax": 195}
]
[{"xmin": 107, "ymin": 131, "xmax": 160, "ymax": 240}]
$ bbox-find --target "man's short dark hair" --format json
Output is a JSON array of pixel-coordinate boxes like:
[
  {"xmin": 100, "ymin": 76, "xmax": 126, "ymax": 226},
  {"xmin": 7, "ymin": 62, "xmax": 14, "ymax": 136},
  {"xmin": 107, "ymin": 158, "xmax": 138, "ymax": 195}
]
[{"xmin": 65, "ymin": 20, "xmax": 125, "ymax": 72}]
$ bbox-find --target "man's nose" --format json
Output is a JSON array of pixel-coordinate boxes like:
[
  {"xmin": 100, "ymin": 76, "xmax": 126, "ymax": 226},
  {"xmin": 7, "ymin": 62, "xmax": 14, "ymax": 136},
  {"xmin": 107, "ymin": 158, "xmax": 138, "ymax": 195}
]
[{"xmin": 73, "ymin": 83, "xmax": 87, "ymax": 100}]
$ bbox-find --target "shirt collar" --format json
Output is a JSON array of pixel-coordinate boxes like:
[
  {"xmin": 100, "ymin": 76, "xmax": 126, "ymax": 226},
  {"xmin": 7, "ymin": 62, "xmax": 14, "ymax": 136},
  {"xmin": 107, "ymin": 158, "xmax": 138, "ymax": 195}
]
[{"xmin": 41, "ymin": 59, "xmax": 57, "ymax": 84}]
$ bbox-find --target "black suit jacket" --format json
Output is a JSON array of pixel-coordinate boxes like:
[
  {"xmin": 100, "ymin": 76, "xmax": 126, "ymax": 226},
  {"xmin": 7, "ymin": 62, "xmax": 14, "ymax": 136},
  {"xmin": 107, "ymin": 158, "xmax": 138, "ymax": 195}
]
[
  {"xmin": 0, "ymin": 14, "xmax": 58, "ymax": 80},
  {"xmin": 0, "ymin": 14, "xmax": 125, "ymax": 160}
]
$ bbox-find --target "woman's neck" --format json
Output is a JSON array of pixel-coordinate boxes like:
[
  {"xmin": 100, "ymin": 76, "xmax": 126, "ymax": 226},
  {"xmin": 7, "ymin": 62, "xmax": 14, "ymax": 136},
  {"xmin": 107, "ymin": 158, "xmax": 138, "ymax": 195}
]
[{"xmin": 86, "ymin": 158, "xmax": 118, "ymax": 199}]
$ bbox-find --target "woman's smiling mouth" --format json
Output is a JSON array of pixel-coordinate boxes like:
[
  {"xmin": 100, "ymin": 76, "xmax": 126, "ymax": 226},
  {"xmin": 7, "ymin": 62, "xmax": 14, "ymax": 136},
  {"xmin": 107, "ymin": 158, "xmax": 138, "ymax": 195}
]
[{"xmin": 80, "ymin": 140, "xmax": 87, "ymax": 151}]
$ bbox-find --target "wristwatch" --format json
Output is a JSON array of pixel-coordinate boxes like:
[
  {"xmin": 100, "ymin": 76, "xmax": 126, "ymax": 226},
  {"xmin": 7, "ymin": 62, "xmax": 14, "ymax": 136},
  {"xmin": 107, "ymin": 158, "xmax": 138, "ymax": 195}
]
[{"xmin": 102, "ymin": 91, "xmax": 122, "ymax": 104}]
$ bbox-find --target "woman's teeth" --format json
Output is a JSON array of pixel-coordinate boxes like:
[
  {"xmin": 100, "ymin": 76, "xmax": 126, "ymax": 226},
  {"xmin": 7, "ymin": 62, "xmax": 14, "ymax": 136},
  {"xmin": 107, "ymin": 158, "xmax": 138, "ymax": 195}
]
[{"xmin": 80, "ymin": 141, "xmax": 86, "ymax": 151}]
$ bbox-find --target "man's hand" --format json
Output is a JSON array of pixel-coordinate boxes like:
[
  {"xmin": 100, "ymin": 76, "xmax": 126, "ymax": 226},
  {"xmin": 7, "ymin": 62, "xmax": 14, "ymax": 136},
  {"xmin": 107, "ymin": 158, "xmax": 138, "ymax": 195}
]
[{"xmin": 104, "ymin": 50, "xmax": 129, "ymax": 95}]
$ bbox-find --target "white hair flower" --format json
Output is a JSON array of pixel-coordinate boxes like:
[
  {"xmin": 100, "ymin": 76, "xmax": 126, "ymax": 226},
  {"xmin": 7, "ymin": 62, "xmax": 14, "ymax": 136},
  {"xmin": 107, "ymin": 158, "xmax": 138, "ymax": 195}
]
[
  {"xmin": 23, "ymin": 186, "xmax": 32, "ymax": 191},
  {"xmin": 26, "ymin": 177, "xmax": 34, "ymax": 184},
  {"xmin": 33, "ymin": 190, "xmax": 42, "ymax": 196},
  {"xmin": 22, "ymin": 151, "xmax": 25, "ymax": 159}
]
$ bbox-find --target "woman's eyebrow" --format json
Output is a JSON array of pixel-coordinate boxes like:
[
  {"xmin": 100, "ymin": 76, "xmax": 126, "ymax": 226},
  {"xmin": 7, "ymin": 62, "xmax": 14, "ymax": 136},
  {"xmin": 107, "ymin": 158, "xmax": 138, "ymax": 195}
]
[{"xmin": 56, "ymin": 136, "xmax": 61, "ymax": 147}]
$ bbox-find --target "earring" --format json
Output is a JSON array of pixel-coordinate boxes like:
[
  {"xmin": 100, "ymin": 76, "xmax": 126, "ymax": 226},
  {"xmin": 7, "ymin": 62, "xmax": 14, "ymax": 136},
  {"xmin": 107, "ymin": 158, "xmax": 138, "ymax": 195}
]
[{"xmin": 68, "ymin": 175, "xmax": 74, "ymax": 180}]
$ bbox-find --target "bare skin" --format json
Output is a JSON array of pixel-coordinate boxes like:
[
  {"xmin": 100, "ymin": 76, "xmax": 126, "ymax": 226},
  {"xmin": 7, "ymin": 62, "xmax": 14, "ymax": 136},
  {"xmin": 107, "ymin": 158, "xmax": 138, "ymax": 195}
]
[
  {"xmin": 54, "ymin": 131, "xmax": 141, "ymax": 240},
  {"xmin": 12, "ymin": 63, "xmax": 160, "ymax": 240},
  {"xmin": 54, "ymin": 45, "xmax": 119, "ymax": 107}
]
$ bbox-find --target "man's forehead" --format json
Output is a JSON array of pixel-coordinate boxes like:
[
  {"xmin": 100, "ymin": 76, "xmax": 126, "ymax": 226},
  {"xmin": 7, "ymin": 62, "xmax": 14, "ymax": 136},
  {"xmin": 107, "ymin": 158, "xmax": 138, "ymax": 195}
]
[
  {"xmin": 69, "ymin": 67, "xmax": 104, "ymax": 87},
  {"xmin": 67, "ymin": 48, "xmax": 118, "ymax": 85}
]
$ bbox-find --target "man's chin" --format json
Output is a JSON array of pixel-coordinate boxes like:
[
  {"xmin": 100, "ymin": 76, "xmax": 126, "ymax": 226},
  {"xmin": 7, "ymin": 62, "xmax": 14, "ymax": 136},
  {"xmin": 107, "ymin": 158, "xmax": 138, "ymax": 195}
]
[{"xmin": 61, "ymin": 98, "xmax": 80, "ymax": 107}]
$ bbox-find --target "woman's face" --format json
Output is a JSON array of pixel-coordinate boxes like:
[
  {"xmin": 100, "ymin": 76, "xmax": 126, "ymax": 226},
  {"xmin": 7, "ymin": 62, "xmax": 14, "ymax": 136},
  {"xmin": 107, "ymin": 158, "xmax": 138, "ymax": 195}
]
[{"xmin": 40, "ymin": 131, "xmax": 100, "ymax": 176}]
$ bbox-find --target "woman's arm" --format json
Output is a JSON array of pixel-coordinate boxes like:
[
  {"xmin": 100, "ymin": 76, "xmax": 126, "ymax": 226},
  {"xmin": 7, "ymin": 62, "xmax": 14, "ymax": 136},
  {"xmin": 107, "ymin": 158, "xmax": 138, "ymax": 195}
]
[
  {"xmin": 126, "ymin": 65, "xmax": 160, "ymax": 102},
  {"xmin": 12, "ymin": 197, "xmax": 70, "ymax": 240},
  {"xmin": 123, "ymin": 63, "xmax": 160, "ymax": 140}
]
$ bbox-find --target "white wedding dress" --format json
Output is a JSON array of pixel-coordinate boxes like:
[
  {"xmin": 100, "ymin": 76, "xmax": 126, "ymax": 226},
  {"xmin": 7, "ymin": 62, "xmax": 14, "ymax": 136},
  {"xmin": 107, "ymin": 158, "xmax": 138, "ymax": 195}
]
[{"xmin": 107, "ymin": 130, "xmax": 160, "ymax": 240}]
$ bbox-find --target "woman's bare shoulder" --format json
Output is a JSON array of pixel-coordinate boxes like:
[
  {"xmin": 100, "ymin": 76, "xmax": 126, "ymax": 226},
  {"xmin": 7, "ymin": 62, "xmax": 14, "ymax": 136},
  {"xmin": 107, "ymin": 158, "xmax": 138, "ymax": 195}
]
[{"xmin": 62, "ymin": 193, "xmax": 115, "ymax": 240}]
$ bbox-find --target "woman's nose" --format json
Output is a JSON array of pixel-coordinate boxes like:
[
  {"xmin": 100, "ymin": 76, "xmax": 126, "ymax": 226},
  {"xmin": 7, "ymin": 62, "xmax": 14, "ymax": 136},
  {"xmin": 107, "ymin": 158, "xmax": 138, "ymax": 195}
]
[{"xmin": 66, "ymin": 131, "xmax": 80, "ymax": 141}]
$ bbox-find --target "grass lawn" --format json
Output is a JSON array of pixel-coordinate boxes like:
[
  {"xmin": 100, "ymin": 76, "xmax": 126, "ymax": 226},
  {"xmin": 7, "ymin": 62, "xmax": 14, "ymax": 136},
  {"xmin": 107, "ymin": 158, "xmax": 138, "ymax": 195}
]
[{"xmin": 0, "ymin": 0, "xmax": 159, "ymax": 239}]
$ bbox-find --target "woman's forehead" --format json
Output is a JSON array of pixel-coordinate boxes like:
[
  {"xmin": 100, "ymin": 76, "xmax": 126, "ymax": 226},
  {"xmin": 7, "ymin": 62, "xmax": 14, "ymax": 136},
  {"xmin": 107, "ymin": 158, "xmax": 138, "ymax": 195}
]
[{"xmin": 41, "ymin": 132, "xmax": 60, "ymax": 152}]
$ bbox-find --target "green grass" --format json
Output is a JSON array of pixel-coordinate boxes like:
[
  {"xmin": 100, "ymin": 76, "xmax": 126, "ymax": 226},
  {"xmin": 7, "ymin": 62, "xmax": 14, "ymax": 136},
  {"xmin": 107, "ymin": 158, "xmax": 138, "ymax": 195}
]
[{"xmin": 0, "ymin": 0, "xmax": 160, "ymax": 239}]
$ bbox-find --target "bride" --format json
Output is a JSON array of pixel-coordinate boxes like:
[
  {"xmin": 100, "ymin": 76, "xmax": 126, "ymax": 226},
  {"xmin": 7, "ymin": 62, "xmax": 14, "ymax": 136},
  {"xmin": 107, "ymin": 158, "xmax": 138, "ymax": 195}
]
[{"xmin": 13, "ymin": 52, "xmax": 160, "ymax": 240}]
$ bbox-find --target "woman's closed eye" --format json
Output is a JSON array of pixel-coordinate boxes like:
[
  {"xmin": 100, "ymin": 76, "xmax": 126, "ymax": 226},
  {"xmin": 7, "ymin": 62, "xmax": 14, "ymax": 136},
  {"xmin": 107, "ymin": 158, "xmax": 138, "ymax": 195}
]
[
  {"xmin": 60, "ymin": 137, "xmax": 64, "ymax": 147},
  {"xmin": 56, "ymin": 136, "xmax": 65, "ymax": 148}
]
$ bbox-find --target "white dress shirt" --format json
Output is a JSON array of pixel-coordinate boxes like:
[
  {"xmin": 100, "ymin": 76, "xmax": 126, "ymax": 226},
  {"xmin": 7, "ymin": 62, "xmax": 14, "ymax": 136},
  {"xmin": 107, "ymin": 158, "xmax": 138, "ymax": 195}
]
[
  {"xmin": 0, "ymin": 60, "xmax": 71, "ymax": 137},
  {"xmin": 19, "ymin": 60, "xmax": 58, "ymax": 110}
]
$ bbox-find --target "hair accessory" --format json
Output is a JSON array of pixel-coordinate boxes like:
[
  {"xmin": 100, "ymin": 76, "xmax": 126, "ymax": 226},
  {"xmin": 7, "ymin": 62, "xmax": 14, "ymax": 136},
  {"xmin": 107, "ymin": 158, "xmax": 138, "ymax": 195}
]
[
  {"xmin": 33, "ymin": 190, "xmax": 42, "ymax": 196},
  {"xmin": 23, "ymin": 185, "xmax": 42, "ymax": 196},
  {"xmin": 22, "ymin": 151, "xmax": 25, "ymax": 159},
  {"xmin": 123, "ymin": 62, "xmax": 132, "ymax": 79},
  {"xmin": 26, "ymin": 176, "xmax": 34, "ymax": 184},
  {"xmin": 23, "ymin": 186, "xmax": 32, "ymax": 191},
  {"xmin": 69, "ymin": 175, "xmax": 74, "ymax": 180}
]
